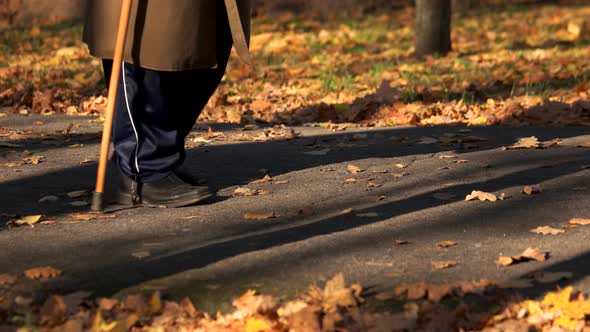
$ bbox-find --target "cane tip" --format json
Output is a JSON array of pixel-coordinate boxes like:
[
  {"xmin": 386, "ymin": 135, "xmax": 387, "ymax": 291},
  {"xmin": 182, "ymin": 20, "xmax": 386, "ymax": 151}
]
[{"xmin": 91, "ymin": 191, "xmax": 105, "ymax": 212}]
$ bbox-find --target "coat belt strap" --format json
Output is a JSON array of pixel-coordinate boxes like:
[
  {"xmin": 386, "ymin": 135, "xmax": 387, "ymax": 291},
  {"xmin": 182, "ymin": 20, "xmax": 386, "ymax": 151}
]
[{"xmin": 224, "ymin": 0, "xmax": 252, "ymax": 67}]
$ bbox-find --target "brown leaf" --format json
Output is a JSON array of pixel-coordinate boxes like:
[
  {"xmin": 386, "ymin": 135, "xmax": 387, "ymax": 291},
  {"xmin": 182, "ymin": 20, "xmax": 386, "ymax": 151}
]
[
  {"xmin": 522, "ymin": 185, "xmax": 542, "ymax": 195},
  {"xmin": 340, "ymin": 208, "xmax": 354, "ymax": 215},
  {"xmin": 347, "ymin": 164, "xmax": 364, "ymax": 174},
  {"xmin": 432, "ymin": 261, "xmax": 459, "ymax": 270},
  {"xmin": 344, "ymin": 178, "xmax": 357, "ymax": 184},
  {"xmin": 497, "ymin": 247, "xmax": 548, "ymax": 267},
  {"xmin": 97, "ymin": 298, "xmax": 118, "ymax": 311},
  {"xmin": 23, "ymin": 266, "xmax": 62, "ymax": 280},
  {"xmin": 570, "ymin": 218, "xmax": 590, "ymax": 225},
  {"xmin": 436, "ymin": 241, "xmax": 458, "ymax": 248},
  {"xmin": 0, "ymin": 274, "xmax": 17, "ymax": 285},
  {"xmin": 243, "ymin": 213, "xmax": 276, "ymax": 220},
  {"xmin": 250, "ymin": 175, "xmax": 273, "ymax": 184},
  {"xmin": 233, "ymin": 187, "xmax": 265, "ymax": 197},
  {"xmin": 505, "ymin": 136, "xmax": 543, "ymax": 150},
  {"xmin": 393, "ymin": 172, "xmax": 409, "ymax": 178},
  {"xmin": 394, "ymin": 163, "xmax": 408, "ymax": 169},
  {"xmin": 465, "ymin": 190, "xmax": 497, "ymax": 202},
  {"xmin": 40, "ymin": 295, "xmax": 66, "ymax": 326},
  {"xmin": 530, "ymin": 226, "xmax": 564, "ymax": 235},
  {"xmin": 70, "ymin": 213, "xmax": 116, "ymax": 221},
  {"xmin": 395, "ymin": 240, "xmax": 409, "ymax": 246},
  {"xmin": 367, "ymin": 182, "xmax": 381, "ymax": 188}
]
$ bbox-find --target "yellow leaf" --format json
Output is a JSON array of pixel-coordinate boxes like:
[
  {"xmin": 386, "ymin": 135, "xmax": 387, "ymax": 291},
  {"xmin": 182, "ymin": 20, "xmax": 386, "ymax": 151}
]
[
  {"xmin": 149, "ymin": 291, "xmax": 162, "ymax": 313},
  {"xmin": 244, "ymin": 316, "xmax": 273, "ymax": 332}
]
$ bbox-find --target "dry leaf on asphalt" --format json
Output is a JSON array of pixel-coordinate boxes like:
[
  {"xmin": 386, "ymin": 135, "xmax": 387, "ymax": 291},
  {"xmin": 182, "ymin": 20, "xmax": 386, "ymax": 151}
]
[
  {"xmin": 569, "ymin": 218, "xmax": 590, "ymax": 225},
  {"xmin": 12, "ymin": 214, "xmax": 43, "ymax": 226},
  {"xmin": 304, "ymin": 148, "xmax": 330, "ymax": 156},
  {"xmin": 432, "ymin": 261, "xmax": 459, "ymax": 270},
  {"xmin": 504, "ymin": 136, "xmax": 543, "ymax": 150},
  {"xmin": 345, "ymin": 178, "xmax": 357, "ymax": 184},
  {"xmin": 522, "ymin": 185, "xmax": 542, "ymax": 195},
  {"xmin": 250, "ymin": 175, "xmax": 273, "ymax": 184},
  {"xmin": 38, "ymin": 195, "xmax": 59, "ymax": 203},
  {"xmin": 530, "ymin": 226, "xmax": 565, "ymax": 235},
  {"xmin": 393, "ymin": 172, "xmax": 409, "ymax": 178},
  {"xmin": 367, "ymin": 182, "xmax": 381, "ymax": 188},
  {"xmin": 465, "ymin": 190, "xmax": 497, "ymax": 202},
  {"xmin": 347, "ymin": 165, "xmax": 363, "ymax": 174},
  {"xmin": 24, "ymin": 266, "xmax": 62, "ymax": 280},
  {"xmin": 233, "ymin": 187, "xmax": 265, "ymax": 197},
  {"xmin": 243, "ymin": 213, "xmax": 276, "ymax": 220},
  {"xmin": 395, "ymin": 240, "xmax": 409, "ymax": 246},
  {"xmin": 340, "ymin": 208, "xmax": 354, "ymax": 215},
  {"xmin": 0, "ymin": 273, "xmax": 17, "ymax": 285},
  {"xmin": 70, "ymin": 213, "xmax": 116, "ymax": 221},
  {"xmin": 496, "ymin": 247, "xmax": 549, "ymax": 267},
  {"xmin": 394, "ymin": 163, "xmax": 408, "ymax": 169},
  {"xmin": 437, "ymin": 241, "xmax": 458, "ymax": 248},
  {"xmin": 132, "ymin": 251, "xmax": 151, "ymax": 259},
  {"xmin": 66, "ymin": 190, "xmax": 90, "ymax": 199}
]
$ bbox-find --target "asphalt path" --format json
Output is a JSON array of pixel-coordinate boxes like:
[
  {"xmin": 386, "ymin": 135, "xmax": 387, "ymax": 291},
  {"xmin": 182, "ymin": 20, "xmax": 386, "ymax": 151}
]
[{"xmin": 1, "ymin": 114, "xmax": 589, "ymax": 312}]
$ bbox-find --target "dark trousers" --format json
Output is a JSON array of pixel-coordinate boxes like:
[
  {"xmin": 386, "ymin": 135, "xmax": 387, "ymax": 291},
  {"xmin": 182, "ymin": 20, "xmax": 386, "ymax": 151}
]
[{"xmin": 102, "ymin": 55, "xmax": 229, "ymax": 182}]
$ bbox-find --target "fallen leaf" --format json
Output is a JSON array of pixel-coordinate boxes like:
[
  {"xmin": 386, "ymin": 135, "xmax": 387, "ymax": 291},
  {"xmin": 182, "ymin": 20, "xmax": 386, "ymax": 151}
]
[
  {"xmin": 505, "ymin": 136, "xmax": 543, "ymax": 150},
  {"xmin": 24, "ymin": 266, "xmax": 62, "ymax": 279},
  {"xmin": 0, "ymin": 274, "xmax": 17, "ymax": 285},
  {"xmin": 38, "ymin": 195, "xmax": 59, "ymax": 203},
  {"xmin": 304, "ymin": 148, "xmax": 330, "ymax": 156},
  {"xmin": 522, "ymin": 185, "xmax": 542, "ymax": 195},
  {"xmin": 340, "ymin": 208, "xmax": 354, "ymax": 215},
  {"xmin": 496, "ymin": 247, "xmax": 548, "ymax": 267},
  {"xmin": 344, "ymin": 178, "xmax": 357, "ymax": 184},
  {"xmin": 530, "ymin": 226, "xmax": 564, "ymax": 235},
  {"xmin": 439, "ymin": 155, "xmax": 457, "ymax": 159},
  {"xmin": 243, "ymin": 213, "xmax": 276, "ymax": 220},
  {"xmin": 250, "ymin": 175, "xmax": 273, "ymax": 184},
  {"xmin": 437, "ymin": 241, "xmax": 458, "ymax": 248},
  {"xmin": 245, "ymin": 316, "xmax": 274, "ymax": 332},
  {"xmin": 298, "ymin": 208, "xmax": 314, "ymax": 217},
  {"xmin": 465, "ymin": 190, "xmax": 497, "ymax": 202},
  {"xmin": 570, "ymin": 218, "xmax": 590, "ymax": 225},
  {"xmin": 40, "ymin": 295, "xmax": 66, "ymax": 326},
  {"xmin": 132, "ymin": 251, "xmax": 151, "ymax": 259},
  {"xmin": 66, "ymin": 190, "xmax": 90, "ymax": 199},
  {"xmin": 24, "ymin": 155, "xmax": 45, "ymax": 165},
  {"xmin": 347, "ymin": 165, "xmax": 364, "ymax": 174},
  {"xmin": 13, "ymin": 214, "xmax": 43, "ymax": 226},
  {"xmin": 394, "ymin": 163, "xmax": 408, "ymax": 169},
  {"xmin": 393, "ymin": 172, "xmax": 409, "ymax": 178},
  {"xmin": 233, "ymin": 187, "xmax": 265, "ymax": 197},
  {"xmin": 70, "ymin": 213, "xmax": 116, "ymax": 221},
  {"xmin": 576, "ymin": 142, "xmax": 590, "ymax": 148},
  {"xmin": 367, "ymin": 182, "xmax": 381, "ymax": 188},
  {"xmin": 432, "ymin": 260, "xmax": 458, "ymax": 270},
  {"xmin": 395, "ymin": 240, "xmax": 409, "ymax": 246}
]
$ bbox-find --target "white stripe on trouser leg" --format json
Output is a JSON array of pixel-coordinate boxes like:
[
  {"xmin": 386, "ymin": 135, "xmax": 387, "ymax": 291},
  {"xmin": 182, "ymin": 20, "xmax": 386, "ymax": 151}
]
[{"xmin": 121, "ymin": 61, "xmax": 141, "ymax": 175}]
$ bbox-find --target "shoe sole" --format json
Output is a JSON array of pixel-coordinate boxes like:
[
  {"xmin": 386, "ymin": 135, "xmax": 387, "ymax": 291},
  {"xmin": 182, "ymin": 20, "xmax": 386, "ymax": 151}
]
[{"xmin": 116, "ymin": 192, "xmax": 213, "ymax": 208}]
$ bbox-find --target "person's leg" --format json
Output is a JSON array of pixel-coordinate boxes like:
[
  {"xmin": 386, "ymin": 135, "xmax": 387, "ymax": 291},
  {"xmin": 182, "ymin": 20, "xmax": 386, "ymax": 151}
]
[{"xmin": 102, "ymin": 60, "xmax": 212, "ymax": 207}]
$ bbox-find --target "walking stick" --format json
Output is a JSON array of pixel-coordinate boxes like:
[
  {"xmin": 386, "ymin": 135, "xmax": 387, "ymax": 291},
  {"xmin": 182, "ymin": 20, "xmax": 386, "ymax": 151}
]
[{"xmin": 91, "ymin": 0, "xmax": 133, "ymax": 212}]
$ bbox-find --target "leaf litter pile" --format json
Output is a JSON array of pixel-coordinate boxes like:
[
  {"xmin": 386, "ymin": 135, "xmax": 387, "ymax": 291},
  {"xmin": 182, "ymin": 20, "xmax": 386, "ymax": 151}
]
[
  {"xmin": 4, "ymin": 272, "xmax": 590, "ymax": 331},
  {"xmin": 2, "ymin": 3, "xmax": 590, "ymax": 127}
]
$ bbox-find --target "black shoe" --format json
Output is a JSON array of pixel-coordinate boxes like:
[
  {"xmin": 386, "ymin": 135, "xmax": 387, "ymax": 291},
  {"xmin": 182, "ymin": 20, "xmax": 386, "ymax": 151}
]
[{"xmin": 116, "ymin": 171, "xmax": 213, "ymax": 208}]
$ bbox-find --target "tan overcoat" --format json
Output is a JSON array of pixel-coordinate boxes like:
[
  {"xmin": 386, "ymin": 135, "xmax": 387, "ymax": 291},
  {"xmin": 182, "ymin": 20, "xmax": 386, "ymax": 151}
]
[{"xmin": 83, "ymin": 0, "xmax": 251, "ymax": 71}]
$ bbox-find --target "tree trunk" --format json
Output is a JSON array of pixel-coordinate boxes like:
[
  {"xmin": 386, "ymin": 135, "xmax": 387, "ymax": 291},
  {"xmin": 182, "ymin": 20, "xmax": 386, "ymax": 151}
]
[{"xmin": 415, "ymin": 0, "xmax": 452, "ymax": 57}]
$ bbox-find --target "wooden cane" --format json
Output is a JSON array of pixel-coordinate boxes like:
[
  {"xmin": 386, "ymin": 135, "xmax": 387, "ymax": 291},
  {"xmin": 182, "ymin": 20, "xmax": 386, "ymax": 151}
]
[{"xmin": 91, "ymin": 0, "xmax": 133, "ymax": 212}]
